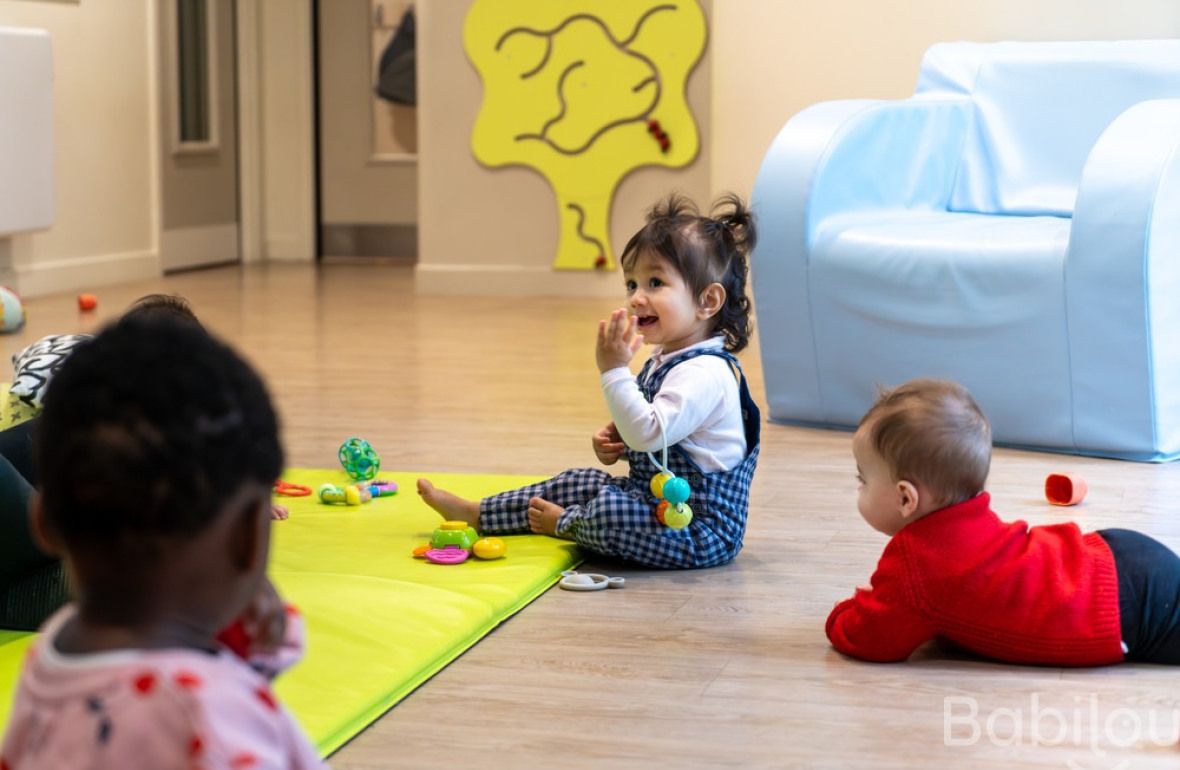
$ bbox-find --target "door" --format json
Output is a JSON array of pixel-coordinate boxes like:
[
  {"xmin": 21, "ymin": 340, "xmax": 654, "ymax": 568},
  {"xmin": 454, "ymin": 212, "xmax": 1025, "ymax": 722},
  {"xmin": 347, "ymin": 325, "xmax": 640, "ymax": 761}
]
[
  {"xmin": 159, "ymin": 0, "xmax": 240, "ymax": 272},
  {"xmin": 316, "ymin": 0, "xmax": 418, "ymax": 259}
]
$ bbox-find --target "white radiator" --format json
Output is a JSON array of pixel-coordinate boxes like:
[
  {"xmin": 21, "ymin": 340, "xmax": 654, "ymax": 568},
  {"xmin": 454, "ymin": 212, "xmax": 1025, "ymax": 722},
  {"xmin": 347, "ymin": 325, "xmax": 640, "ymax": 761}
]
[{"xmin": 0, "ymin": 27, "xmax": 53, "ymax": 236}]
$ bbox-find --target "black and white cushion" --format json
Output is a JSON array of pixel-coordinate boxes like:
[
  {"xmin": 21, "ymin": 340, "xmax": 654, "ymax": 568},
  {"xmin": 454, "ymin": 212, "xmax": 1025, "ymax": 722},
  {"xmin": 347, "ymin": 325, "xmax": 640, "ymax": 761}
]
[{"xmin": 10, "ymin": 334, "xmax": 92, "ymax": 409}]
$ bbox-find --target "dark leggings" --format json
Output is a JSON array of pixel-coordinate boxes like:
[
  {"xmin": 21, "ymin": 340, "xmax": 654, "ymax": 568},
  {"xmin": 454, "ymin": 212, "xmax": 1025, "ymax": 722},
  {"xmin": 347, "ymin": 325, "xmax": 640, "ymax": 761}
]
[
  {"xmin": 0, "ymin": 416, "xmax": 37, "ymax": 486},
  {"xmin": 0, "ymin": 451, "xmax": 67, "ymax": 630},
  {"xmin": 1099, "ymin": 528, "xmax": 1180, "ymax": 664}
]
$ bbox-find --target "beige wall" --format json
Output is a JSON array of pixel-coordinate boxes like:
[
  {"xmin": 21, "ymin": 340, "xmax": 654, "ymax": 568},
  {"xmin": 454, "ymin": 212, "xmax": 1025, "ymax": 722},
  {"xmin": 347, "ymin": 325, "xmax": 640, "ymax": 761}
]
[
  {"xmin": 710, "ymin": 0, "xmax": 1180, "ymax": 201},
  {"xmin": 258, "ymin": 0, "xmax": 315, "ymax": 261},
  {"xmin": 319, "ymin": 0, "xmax": 417, "ymax": 226},
  {"xmin": 415, "ymin": 1, "xmax": 714, "ymax": 297},
  {"xmin": 0, "ymin": 0, "xmax": 159, "ymax": 296},
  {"xmin": 3, "ymin": 1, "xmax": 1178, "ymax": 296}
]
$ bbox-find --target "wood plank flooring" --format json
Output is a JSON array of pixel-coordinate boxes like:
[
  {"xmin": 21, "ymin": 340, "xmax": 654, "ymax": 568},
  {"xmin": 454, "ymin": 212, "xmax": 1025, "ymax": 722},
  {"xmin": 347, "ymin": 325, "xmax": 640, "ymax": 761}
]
[{"xmin": 12, "ymin": 262, "xmax": 1180, "ymax": 768}]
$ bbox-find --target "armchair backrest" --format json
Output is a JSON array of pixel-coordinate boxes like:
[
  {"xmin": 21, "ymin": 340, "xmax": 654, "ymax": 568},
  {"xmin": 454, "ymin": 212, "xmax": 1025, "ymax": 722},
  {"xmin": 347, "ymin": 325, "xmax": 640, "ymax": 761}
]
[{"xmin": 915, "ymin": 40, "xmax": 1180, "ymax": 217}]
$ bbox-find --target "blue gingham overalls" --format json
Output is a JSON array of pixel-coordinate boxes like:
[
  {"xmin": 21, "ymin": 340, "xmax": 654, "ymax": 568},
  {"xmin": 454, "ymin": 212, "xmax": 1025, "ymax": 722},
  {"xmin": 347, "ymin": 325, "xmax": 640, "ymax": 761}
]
[{"xmin": 479, "ymin": 347, "xmax": 761, "ymax": 568}]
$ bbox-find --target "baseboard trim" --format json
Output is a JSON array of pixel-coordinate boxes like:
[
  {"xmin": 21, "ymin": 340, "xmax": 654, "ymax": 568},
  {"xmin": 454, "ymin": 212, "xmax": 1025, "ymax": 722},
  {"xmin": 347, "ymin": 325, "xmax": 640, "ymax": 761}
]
[
  {"xmin": 320, "ymin": 224, "xmax": 416, "ymax": 258},
  {"xmin": 414, "ymin": 263, "xmax": 622, "ymax": 298},
  {"xmin": 15, "ymin": 250, "xmax": 161, "ymax": 298},
  {"xmin": 265, "ymin": 236, "xmax": 314, "ymax": 262},
  {"xmin": 160, "ymin": 223, "xmax": 239, "ymax": 272}
]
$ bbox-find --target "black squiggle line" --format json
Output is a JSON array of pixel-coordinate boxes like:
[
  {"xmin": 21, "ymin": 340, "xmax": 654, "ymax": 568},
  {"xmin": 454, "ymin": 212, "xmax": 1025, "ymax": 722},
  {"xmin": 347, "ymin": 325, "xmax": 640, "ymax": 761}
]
[
  {"xmin": 518, "ymin": 38, "xmax": 553, "ymax": 79},
  {"xmin": 496, "ymin": 5, "xmax": 676, "ymax": 81},
  {"xmin": 514, "ymin": 61, "xmax": 583, "ymax": 143},
  {"xmin": 567, "ymin": 203, "xmax": 606, "ymax": 260},
  {"xmin": 619, "ymin": 4, "xmax": 676, "ymax": 46},
  {"xmin": 497, "ymin": 8, "xmax": 669, "ymax": 53},
  {"xmin": 632, "ymin": 76, "xmax": 657, "ymax": 93},
  {"xmin": 517, "ymin": 47, "xmax": 662, "ymax": 156}
]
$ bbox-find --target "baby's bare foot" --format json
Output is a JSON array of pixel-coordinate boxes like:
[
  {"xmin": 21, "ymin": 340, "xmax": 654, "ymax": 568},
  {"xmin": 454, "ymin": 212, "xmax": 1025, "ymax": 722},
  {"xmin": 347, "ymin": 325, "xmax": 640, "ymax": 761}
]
[
  {"xmin": 417, "ymin": 478, "xmax": 480, "ymax": 527},
  {"xmin": 527, "ymin": 496, "xmax": 565, "ymax": 538}
]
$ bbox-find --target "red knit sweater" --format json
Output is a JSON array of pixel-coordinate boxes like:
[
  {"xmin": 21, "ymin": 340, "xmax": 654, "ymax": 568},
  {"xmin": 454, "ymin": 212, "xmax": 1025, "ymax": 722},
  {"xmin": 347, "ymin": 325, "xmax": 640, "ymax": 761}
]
[{"xmin": 825, "ymin": 493, "xmax": 1124, "ymax": 666}]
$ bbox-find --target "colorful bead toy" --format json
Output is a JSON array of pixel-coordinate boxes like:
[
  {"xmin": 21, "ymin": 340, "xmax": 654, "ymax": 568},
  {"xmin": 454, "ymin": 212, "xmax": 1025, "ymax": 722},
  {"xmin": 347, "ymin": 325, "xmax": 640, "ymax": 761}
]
[
  {"xmin": 319, "ymin": 483, "xmax": 369, "ymax": 506},
  {"xmin": 367, "ymin": 480, "xmax": 399, "ymax": 497},
  {"xmin": 647, "ymin": 412, "xmax": 693, "ymax": 530}
]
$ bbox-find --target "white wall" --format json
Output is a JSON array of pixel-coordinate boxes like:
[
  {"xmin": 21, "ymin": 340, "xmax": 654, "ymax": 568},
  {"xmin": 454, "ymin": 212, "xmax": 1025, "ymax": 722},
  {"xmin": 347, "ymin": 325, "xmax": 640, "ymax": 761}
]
[
  {"xmin": 0, "ymin": 0, "xmax": 159, "ymax": 296},
  {"xmin": 710, "ymin": 0, "xmax": 1180, "ymax": 201}
]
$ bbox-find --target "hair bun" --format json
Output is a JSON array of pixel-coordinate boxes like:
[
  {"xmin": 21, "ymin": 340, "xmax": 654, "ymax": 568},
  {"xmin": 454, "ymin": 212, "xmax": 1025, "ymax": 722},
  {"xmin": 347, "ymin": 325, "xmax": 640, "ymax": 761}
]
[{"xmin": 712, "ymin": 194, "xmax": 756, "ymax": 254}]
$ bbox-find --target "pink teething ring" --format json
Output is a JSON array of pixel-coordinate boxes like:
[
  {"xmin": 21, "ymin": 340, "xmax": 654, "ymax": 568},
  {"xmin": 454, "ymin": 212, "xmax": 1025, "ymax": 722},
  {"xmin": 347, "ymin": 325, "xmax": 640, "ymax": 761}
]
[{"xmin": 424, "ymin": 546, "xmax": 470, "ymax": 565}]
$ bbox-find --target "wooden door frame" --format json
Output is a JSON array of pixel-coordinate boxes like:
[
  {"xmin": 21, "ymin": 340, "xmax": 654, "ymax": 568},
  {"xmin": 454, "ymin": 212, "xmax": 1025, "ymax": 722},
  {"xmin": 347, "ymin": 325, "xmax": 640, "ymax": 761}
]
[
  {"xmin": 235, "ymin": 0, "xmax": 316, "ymax": 264},
  {"xmin": 236, "ymin": 0, "xmax": 262, "ymax": 263}
]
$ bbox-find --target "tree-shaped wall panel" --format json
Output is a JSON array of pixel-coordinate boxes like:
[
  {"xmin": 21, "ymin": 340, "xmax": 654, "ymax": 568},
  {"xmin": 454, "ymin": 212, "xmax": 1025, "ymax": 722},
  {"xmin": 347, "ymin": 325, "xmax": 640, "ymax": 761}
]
[{"xmin": 465, "ymin": 1, "xmax": 706, "ymax": 270}]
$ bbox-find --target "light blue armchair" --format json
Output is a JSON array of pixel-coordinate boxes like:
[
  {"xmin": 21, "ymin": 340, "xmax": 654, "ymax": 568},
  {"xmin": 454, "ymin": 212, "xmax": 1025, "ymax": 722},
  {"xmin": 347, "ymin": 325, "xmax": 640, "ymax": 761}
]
[{"xmin": 752, "ymin": 41, "xmax": 1180, "ymax": 461}]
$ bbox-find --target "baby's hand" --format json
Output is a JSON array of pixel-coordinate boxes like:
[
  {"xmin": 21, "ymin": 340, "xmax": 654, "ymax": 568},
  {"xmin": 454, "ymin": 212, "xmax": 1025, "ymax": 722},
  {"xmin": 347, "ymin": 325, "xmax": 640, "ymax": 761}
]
[
  {"xmin": 596, "ymin": 308, "xmax": 643, "ymax": 373},
  {"xmin": 592, "ymin": 421, "xmax": 626, "ymax": 465},
  {"xmin": 237, "ymin": 577, "xmax": 288, "ymax": 656}
]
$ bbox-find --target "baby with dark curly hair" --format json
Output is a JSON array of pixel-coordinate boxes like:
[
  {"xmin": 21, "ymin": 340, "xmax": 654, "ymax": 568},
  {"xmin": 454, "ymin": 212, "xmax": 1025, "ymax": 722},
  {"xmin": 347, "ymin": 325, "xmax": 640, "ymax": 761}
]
[{"xmin": 1, "ymin": 317, "xmax": 325, "ymax": 768}]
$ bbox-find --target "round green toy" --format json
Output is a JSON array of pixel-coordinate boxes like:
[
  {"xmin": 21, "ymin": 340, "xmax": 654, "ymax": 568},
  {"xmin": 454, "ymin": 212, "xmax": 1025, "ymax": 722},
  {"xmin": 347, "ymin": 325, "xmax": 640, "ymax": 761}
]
[
  {"xmin": 431, "ymin": 520, "xmax": 479, "ymax": 550},
  {"xmin": 0, "ymin": 286, "xmax": 26, "ymax": 334},
  {"xmin": 338, "ymin": 437, "xmax": 380, "ymax": 481}
]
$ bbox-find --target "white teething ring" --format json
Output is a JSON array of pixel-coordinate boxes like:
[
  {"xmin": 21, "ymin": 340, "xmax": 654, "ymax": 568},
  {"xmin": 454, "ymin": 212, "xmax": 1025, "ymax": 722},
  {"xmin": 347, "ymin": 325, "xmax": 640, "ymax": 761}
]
[{"xmin": 559, "ymin": 569, "xmax": 625, "ymax": 591}]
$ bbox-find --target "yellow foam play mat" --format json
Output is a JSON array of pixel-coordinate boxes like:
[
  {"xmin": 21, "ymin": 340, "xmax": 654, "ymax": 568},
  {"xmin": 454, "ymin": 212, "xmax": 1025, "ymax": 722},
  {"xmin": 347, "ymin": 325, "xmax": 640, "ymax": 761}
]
[{"xmin": 0, "ymin": 469, "xmax": 581, "ymax": 757}]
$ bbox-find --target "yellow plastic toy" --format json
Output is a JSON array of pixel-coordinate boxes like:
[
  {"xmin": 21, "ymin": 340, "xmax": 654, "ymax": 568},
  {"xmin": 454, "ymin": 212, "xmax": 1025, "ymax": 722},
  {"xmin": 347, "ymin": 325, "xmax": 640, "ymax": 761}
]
[
  {"xmin": 319, "ymin": 482, "xmax": 371, "ymax": 506},
  {"xmin": 413, "ymin": 521, "xmax": 508, "ymax": 565},
  {"xmin": 465, "ymin": 0, "xmax": 706, "ymax": 270},
  {"xmin": 473, "ymin": 537, "xmax": 507, "ymax": 560}
]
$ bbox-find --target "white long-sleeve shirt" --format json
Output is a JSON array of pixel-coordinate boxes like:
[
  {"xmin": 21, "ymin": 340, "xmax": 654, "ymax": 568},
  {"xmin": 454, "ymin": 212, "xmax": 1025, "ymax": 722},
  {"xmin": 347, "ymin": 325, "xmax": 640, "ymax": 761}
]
[{"xmin": 600, "ymin": 337, "xmax": 746, "ymax": 473}]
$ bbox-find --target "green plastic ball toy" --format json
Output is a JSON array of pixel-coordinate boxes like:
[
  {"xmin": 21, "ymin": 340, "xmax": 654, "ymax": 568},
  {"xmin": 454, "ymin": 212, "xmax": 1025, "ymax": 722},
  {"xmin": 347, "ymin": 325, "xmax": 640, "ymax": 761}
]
[{"xmin": 339, "ymin": 437, "xmax": 380, "ymax": 481}]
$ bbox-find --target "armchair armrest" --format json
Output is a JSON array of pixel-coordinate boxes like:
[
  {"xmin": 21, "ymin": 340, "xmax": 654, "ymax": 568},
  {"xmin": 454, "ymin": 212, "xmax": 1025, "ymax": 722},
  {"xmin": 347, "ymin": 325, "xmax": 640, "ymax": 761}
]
[
  {"xmin": 1067, "ymin": 98, "xmax": 1180, "ymax": 459},
  {"xmin": 751, "ymin": 98, "xmax": 970, "ymax": 422}
]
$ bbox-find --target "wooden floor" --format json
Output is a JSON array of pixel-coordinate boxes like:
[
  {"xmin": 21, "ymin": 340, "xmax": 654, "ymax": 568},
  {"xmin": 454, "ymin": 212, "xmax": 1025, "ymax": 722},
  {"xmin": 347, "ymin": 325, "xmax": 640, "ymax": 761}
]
[{"xmin": 13, "ymin": 262, "xmax": 1180, "ymax": 768}]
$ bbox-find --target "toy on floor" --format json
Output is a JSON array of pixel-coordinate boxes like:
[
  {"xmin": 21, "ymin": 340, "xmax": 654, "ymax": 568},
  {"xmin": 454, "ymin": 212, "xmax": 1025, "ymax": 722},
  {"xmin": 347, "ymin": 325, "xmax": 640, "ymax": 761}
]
[
  {"xmin": 339, "ymin": 437, "xmax": 380, "ymax": 481},
  {"xmin": 1045, "ymin": 472, "xmax": 1088, "ymax": 506},
  {"xmin": 274, "ymin": 480, "xmax": 312, "ymax": 497},
  {"xmin": 0, "ymin": 286, "xmax": 26, "ymax": 333},
  {"xmin": 558, "ymin": 570, "xmax": 625, "ymax": 591},
  {"xmin": 472, "ymin": 537, "xmax": 506, "ymax": 559},
  {"xmin": 319, "ymin": 479, "xmax": 398, "ymax": 506},
  {"xmin": 412, "ymin": 521, "xmax": 506, "ymax": 564},
  {"xmin": 77, "ymin": 293, "xmax": 98, "ymax": 311},
  {"xmin": 320, "ymin": 482, "xmax": 372, "ymax": 506},
  {"xmin": 367, "ymin": 480, "xmax": 398, "ymax": 497},
  {"xmin": 648, "ymin": 413, "xmax": 693, "ymax": 530}
]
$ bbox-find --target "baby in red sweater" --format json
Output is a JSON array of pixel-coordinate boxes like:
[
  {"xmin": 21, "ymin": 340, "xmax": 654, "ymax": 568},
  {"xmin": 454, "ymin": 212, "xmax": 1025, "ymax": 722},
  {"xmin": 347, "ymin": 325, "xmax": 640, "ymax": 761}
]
[{"xmin": 827, "ymin": 378, "xmax": 1180, "ymax": 666}]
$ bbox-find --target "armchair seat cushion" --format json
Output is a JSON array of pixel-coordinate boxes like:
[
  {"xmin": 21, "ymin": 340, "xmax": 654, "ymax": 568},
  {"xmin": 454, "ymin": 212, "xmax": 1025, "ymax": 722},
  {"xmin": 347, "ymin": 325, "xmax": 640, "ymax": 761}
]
[{"xmin": 810, "ymin": 212, "xmax": 1073, "ymax": 445}]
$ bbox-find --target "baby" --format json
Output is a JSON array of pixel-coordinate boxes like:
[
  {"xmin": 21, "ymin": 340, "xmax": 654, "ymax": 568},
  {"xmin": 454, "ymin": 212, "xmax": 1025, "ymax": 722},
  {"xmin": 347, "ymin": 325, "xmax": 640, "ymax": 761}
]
[
  {"xmin": 0, "ymin": 316, "xmax": 325, "ymax": 768},
  {"xmin": 829, "ymin": 377, "xmax": 1180, "ymax": 665},
  {"xmin": 418, "ymin": 194, "xmax": 760, "ymax": 568}
]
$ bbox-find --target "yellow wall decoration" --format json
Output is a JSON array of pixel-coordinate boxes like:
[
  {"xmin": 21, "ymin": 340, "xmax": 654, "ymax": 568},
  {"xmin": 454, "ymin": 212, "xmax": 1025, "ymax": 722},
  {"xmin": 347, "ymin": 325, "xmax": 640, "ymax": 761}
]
[{"xmin": 464, "ymin": 1, "xmax": 707, "ymax": 271}]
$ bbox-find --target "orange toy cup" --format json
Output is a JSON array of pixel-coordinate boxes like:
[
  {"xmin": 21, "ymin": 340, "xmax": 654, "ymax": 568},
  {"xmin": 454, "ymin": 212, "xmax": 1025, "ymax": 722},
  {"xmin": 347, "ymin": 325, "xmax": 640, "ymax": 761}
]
[
  {"xmin": 1045, "ymin": 473, "xmax": 1087, "ymax": 506},
  {"xmin": 77, "ymin": 293, "xmax": 98, "ymax": 311}
]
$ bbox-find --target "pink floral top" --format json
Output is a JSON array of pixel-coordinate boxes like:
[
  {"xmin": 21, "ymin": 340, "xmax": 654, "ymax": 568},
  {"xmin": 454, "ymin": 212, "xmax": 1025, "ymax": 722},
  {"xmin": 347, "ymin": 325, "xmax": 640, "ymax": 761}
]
[{"xmin": 0, "ymin": 605, "xmax": 327, "ymax": 769}]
